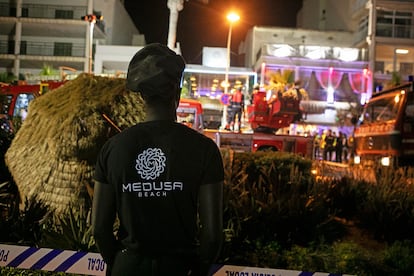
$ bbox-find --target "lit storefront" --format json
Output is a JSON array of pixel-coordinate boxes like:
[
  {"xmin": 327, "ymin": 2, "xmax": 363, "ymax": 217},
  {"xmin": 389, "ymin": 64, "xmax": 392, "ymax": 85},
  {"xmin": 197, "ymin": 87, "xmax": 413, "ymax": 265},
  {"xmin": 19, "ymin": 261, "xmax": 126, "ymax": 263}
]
[
  {"xmin": 181, "ymin": 63, "xmax": 257, "ymax": 129},
  {"xmin": 253, "ymin": 43, "xmax": 369, "ymax": 136}
]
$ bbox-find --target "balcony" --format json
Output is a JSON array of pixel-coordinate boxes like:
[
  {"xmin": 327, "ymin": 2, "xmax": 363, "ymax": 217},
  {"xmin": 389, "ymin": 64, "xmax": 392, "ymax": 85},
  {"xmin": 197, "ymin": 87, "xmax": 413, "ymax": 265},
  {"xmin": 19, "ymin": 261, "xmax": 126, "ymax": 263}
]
[
  {"xmin": 259, "ymin": 44, "xmax": 367, "ymax": 62},
  {"xmin": 376, "ymin": 23, "xmax": 413, "ymax": 39},
  {"xmin": 0, "ymin": 3, "xmax": 105, "ymax": 33},
  {"xmin": 0, "ymin": 40, "xmax": 85, "ymax": 57}
]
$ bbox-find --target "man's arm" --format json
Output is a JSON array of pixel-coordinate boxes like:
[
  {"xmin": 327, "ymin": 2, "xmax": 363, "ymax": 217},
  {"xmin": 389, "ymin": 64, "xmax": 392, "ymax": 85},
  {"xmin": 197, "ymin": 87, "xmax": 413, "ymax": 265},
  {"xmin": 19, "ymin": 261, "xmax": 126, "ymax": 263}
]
[
  {"xmin": 92, "ymin": 181, "xmax": 119, "ymax": 269},
  {"xmin": 198, "ymin": 181, "xmax": 224, "ymax": 276}
]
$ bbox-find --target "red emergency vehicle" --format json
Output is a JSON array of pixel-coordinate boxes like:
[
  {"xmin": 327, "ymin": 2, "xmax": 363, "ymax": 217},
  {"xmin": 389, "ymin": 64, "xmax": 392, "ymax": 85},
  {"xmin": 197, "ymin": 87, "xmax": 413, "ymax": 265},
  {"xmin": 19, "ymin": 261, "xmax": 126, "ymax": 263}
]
[
  {"xmin": 247, "ymin": 90, "xmax": 303, "ymax": 132},
  {"xmin": 354, "ymin": 82, "xmax": 414, "ymax": 167},
  {"xmin": 176, "ymin": 98, "xmax": 204, "ymax": 132},
  {"xmin": 0, "ymin": 81, "xmax": 65, "ymax": 118},
  {"xmin": 178, "ymin": 98, "xmax": 313, "ymax": 157}
]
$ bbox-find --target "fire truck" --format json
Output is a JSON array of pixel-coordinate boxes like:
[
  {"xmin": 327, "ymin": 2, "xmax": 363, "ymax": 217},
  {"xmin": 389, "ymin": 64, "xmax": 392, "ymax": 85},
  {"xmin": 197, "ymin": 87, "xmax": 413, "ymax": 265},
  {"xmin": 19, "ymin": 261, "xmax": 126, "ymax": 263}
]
[
  {"xmin": 0, "ymin": 81, "xmax": 65, "ymax": 118},
  {"xmin": 0, "ymin": 81, "xmax": 313, "ymax": 157},
  {"xmin": 176, "ymin": 98, "xmax": 204, "ymax": 133},
  {"xmin": 354, "ymin": 82, "xmax": 414, "ymax": 167},
  {"xmin": 247, "ymin": 89, "xmax": 303, "ymax": 132},
  {"xmin": 177, "ymin": 98, "xmax": 313, "ymax": 157}
]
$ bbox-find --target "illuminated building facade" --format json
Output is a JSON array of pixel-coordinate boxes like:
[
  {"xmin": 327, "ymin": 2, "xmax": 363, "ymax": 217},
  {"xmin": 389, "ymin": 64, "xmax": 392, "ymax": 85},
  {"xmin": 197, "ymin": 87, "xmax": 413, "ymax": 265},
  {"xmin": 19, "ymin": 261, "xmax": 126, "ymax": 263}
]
[{"xmin": 241, "ymin": 0, "xmax": 414, "ymax": 133}]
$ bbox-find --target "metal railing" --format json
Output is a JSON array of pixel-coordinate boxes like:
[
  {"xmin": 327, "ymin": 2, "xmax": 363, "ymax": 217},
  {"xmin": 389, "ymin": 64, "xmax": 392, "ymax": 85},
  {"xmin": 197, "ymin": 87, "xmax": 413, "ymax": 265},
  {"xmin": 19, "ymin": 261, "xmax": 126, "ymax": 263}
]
[
  {"xmin": 22, "ymin": 4, "xmax": 87, "ymax": 20},
  {"xmin": 376, "ymin": 23, "xmax": 414, "ymax": 39},
  {"xmin": 0, "ymin": 40, "xmax": 85, "ymax": 57},
  {"xmin": 0, "ymin": 3, "xmax": 105, "ymax": 33}
]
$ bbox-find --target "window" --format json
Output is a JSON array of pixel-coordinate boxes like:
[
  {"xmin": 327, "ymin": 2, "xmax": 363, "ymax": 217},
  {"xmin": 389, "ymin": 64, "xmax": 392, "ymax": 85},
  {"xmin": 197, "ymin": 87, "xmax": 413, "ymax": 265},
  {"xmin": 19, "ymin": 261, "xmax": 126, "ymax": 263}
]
[
  {"xmin": 376, "ymin": 10, "xmax": 413, "ymax": 38},
  {"xmin": 400, "ymin": 63, "xmax": 413, "ymax": 75},
  {"xmin": 9, "ymin": 7, "xmax": 16, "ymax": 17},
  {"xmin": 55, "ymin": 9, "xmax": 73, "ymax": 19},
  {"xmin": 20, "ymin": 41, "xmax": 27, "ymax": 55},
  {"xmin": 377, "ymin": 10, "xmax": 393, "ymax": 25},
  {"xmin": 21, "ymin": 7, "xmax": 28, "ymax": 17},
  {"xmin": 13, "ymin": 93, "xmax": 35, "ymax": 118},
  {"xmin": 363, "ymin": 93, "xmax": 402, "ymax": 123},
  {"xmin": 7, "ymin": 40, "xmax": 14, "ymax": 54},
  {"xmin": 375, "ymin": 61, "xmax": 385, "ymax": 74},
  {"xmin": 54, "ymin": 42, "xmax": 72, "ymax": 56}
]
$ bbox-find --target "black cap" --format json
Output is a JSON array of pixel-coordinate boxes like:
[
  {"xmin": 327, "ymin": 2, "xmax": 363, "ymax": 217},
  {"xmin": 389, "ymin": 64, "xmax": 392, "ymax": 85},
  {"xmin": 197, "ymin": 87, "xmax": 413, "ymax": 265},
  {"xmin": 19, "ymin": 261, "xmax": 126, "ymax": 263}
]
[{"xmin": 126, "ymin": 43, "xmax": 185, "ymax": 99}]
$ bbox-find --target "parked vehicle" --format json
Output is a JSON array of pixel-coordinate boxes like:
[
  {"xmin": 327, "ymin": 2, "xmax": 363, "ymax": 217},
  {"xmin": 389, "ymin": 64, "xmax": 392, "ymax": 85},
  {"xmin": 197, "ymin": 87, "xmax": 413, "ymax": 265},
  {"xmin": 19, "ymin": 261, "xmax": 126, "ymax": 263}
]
[
  {"xmin": 214, "ymin": 130, "xmax": 313, "ymax": 156},
  {"xmin": 247, "ymin": 89, "xmax": 303, "ymax": 132},
  {"xmin": 178, "ymin": 97, "xmax": 313, "ymax": 157},
  {"xmin": 0, "ymin": 81, "xmax": 65, "ymax": 118},
  {"xmin": 176, "ymin": 98, "xmax": 204, "ymax": 132},
  {"xmin": 354, "ymin": 82, "xmax": 414, "ymax": 167}
]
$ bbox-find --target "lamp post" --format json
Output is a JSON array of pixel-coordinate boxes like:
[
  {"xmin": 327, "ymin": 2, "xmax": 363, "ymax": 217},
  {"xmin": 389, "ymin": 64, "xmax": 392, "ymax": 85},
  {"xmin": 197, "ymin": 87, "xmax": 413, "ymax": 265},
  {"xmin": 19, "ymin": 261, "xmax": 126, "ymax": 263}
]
[
  {"xmin": 82, "ymin": 14, "xmax": 103, "ymax": 73},
  {"xmin": 221, "ymin": 12, "xmax": 240, "ymax": 130}
]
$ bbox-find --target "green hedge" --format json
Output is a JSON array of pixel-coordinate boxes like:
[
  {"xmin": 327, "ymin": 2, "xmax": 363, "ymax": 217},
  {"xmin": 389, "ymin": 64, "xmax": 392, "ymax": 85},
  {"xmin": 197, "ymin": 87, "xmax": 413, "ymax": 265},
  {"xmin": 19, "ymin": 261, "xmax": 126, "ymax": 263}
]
[{"xmin": 1, "ymin": 150, "xmax": 414, "ymax": 275}]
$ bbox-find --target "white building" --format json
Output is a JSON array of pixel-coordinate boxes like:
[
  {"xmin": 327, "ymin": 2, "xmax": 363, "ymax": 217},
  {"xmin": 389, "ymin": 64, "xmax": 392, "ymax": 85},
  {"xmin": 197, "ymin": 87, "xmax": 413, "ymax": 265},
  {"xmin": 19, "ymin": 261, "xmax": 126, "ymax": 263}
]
[
  {"xmin": 0, "ymin": 0, "xmax": 145, "ymax": 80},
  {"xmin": 297, "ymin": 0, "xmax": 414, "ymax": 93},
  {"xmin": 239, "ymin": 0, "xmax": 414, "ymax": 132}
]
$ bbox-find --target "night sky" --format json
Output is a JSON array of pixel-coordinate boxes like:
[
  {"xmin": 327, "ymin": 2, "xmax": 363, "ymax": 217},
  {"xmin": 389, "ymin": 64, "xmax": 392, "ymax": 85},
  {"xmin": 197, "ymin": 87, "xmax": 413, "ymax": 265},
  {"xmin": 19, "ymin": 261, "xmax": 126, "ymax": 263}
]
[{"xmin": 124, "ymin": 0, "xmax": 303, "ymax": 65}]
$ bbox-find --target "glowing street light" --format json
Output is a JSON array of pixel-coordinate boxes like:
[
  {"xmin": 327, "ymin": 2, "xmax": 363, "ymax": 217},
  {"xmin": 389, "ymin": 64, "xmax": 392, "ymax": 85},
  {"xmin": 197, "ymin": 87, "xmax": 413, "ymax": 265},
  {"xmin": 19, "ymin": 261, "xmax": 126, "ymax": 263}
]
[{"xmin": 221, "ymin": 11, "xmax": 240, "ymax": 130}]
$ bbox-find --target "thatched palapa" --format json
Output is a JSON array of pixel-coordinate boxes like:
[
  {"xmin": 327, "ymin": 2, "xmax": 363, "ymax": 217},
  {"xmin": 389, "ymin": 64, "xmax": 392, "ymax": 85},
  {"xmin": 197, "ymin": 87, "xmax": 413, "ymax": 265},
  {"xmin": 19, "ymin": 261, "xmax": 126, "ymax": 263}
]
[{"xmin": 5, "ymin": 74, "xmax": 145, "ymax": 215}]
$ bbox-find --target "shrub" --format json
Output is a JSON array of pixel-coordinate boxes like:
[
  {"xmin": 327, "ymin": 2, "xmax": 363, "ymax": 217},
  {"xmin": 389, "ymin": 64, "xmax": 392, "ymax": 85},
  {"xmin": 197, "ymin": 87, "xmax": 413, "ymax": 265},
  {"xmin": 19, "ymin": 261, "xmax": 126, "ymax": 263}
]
[
  {"xmin": 382, "ymin": 240, "xmax": 414, "ymax": 275},
  {"xmin": 221, "ymin": 151, "xmax": 346, "ymax": 263},
  {"xmin": 2, "ymin": 150, "xmax": 414, "ymax": 275},
  {"xmin": 356, "ymin": 167, "xmax": 414, "ymax": 242}
]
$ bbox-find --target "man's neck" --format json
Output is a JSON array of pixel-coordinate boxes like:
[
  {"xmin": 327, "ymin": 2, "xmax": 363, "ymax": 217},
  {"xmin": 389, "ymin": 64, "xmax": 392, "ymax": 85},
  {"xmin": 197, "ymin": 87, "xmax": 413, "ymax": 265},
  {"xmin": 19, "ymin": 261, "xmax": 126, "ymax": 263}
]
[{"xmin": 145, "ymin": 105, "xmax": 176, "ymax": 122}]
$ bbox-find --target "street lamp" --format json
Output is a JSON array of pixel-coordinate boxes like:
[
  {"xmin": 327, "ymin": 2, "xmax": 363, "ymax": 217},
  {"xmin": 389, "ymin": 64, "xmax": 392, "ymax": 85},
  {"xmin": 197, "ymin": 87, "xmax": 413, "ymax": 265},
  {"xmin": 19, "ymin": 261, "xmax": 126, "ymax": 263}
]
[
  {"xmin": 221, "ymin": 11, "xmax": 240, "ymax": 130},
  {"xmin": 82, "ymin": 14, "xmax": 103, "ymax": 74}
]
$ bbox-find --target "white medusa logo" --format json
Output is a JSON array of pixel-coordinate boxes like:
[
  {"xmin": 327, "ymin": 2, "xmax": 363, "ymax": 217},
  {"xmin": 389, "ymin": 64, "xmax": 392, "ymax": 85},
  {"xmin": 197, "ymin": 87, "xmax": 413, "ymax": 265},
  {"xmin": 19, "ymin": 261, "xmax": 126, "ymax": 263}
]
[{"xmin": 135, "ymin": 148, "xmax": 166, "ymax": 180}]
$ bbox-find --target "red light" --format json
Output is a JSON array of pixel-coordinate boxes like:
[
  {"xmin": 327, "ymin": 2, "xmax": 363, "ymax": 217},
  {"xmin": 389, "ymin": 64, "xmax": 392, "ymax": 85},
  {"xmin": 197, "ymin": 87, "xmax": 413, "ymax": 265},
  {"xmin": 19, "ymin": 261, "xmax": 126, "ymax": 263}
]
[{"xmin": 81, "ymin": 14, "xmax": 103, "ymax": 23}]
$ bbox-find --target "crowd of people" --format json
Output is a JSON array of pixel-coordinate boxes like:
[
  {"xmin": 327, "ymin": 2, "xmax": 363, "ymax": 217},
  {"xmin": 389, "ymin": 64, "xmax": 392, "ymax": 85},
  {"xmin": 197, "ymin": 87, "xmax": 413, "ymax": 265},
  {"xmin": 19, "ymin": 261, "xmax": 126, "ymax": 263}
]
[{"xmin": 313, "ymin": 129, "xmax": 355, "ymax": 163}]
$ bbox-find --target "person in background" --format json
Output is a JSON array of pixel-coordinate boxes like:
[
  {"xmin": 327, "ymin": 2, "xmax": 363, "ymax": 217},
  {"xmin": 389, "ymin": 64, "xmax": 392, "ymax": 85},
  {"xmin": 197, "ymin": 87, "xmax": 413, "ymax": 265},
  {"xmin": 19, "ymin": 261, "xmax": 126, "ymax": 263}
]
[
  {"xmin": 92, "ymin": 43, "xmax": 224, "ymax": 276},
  {"xmin": 229, "ymin": 87, "xmax": 244, "ymax": 132},
  {"xmin": 335, "ymin": 131, "xmax": 343, "ymax": 163},
  {"xmin": 323, "ymin": 129, "xmax": 335, "ymax": 161},
  {"xmin": 341, "ymin": 133, "xmax": 349, "ymax": 163},
  {"xmin": 225, "ymin": 90, "xmax": 235, "ymax": 131},
  {"xmin": 313, "ymin": 130, "xmax": 321, "ymax": 159},
  {"xmin": 319, "ymin": 130, "xmax": 326, "ymax": 160}
]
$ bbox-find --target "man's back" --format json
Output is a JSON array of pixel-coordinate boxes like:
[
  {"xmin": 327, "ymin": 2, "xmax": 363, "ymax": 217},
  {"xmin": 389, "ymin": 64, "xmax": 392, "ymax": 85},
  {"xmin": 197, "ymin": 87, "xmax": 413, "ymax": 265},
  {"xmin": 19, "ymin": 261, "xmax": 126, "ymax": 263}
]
[{"xmin": 95, "ymin": 121, "xmax": 223, "ymax": 254}]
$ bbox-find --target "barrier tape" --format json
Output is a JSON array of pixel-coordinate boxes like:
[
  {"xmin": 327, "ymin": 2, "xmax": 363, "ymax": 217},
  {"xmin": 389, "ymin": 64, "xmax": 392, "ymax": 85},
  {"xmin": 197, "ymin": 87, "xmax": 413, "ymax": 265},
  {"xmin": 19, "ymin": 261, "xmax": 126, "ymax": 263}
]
[
  {"xmin": 211, "ymin": 265, "xmax": 354, "ymax": 276},
  {"xmin": 0, "ymin": 244, "xmax": 105, "ymax": 275},
  {"xmin": 0, "ymin": 244, "xmax": 354, "ymax": 276}
]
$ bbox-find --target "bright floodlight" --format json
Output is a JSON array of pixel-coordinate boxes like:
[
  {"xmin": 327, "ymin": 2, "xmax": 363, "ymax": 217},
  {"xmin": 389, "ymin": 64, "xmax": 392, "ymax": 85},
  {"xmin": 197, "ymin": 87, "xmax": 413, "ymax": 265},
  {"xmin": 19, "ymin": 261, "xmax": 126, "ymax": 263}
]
[{"xmin": 227, "ymin": 12, "xmax": 240, "ymax": 23}]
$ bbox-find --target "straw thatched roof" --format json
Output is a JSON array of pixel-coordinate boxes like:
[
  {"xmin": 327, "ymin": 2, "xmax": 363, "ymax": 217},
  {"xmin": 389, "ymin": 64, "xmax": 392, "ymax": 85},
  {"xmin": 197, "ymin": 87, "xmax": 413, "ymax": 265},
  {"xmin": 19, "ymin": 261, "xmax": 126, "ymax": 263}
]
[{"xmin": 5, "ymin": 74, "xmax": 145, "ymax": 215}]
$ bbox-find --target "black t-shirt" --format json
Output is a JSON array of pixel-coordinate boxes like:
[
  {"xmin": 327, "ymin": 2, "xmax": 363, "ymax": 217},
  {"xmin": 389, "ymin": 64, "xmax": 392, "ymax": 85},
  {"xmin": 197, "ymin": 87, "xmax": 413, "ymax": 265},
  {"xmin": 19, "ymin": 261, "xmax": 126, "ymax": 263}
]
[{"xmin": 94, "ymin": 120, "xmax": 224, "ymax": 255}]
